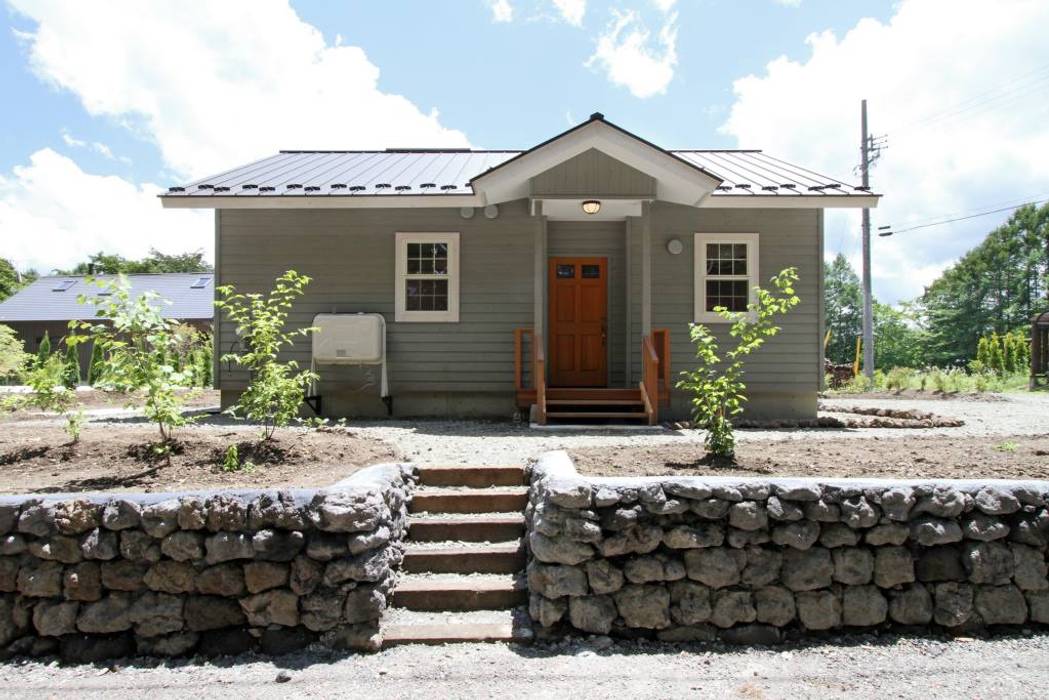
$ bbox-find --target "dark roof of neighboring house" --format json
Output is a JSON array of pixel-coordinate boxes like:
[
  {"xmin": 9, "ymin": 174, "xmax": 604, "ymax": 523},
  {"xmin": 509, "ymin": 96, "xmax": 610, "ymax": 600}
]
[{"xmin": 0, "ymin": 273, "xmax": 214, "ymax": 323}]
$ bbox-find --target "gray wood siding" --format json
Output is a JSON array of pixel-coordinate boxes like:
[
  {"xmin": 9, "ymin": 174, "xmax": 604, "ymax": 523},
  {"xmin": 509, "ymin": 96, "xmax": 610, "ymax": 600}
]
[
  {"xmin": 546, "ymin": 221, "xmax": 627, "ymax": 387},
  {"xmin": 531, "ymin": 149, "xmax": 656, "ymax": 198},
  {"xmin": 629, "ymin": 204, "xmax": 821, "ymax": 418},
  {"xmin": 217, "ymin": 201, "xmax": 535, "ymax": 397}
]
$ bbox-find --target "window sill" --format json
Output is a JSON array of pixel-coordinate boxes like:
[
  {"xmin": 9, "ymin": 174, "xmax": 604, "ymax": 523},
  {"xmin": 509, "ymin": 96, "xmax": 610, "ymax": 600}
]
[{"xmin": 394, "ymin": 312, "xmax": 460, "ymax": 323}]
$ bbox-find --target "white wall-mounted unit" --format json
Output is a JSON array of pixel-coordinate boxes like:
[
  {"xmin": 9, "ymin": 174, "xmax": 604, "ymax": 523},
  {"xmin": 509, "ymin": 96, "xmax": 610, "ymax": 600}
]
[{"xmin": 311, "ymin": 313, "xmax": 389, "ymax": 397}]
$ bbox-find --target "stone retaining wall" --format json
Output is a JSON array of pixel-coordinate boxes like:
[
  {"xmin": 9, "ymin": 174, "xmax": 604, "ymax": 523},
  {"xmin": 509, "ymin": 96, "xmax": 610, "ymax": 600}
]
[
  {"xmin": 526, "ymin": 452, "xmax": 1049, "ymax": 644},
  {"xmin": 0, "ymin": 463, "xmax": 414, "ymax": 661}
]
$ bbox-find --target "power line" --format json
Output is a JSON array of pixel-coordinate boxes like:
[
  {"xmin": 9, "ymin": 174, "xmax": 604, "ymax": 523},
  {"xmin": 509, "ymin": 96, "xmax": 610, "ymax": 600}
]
[
  {"xmin": 885, "ymin": 191, "xmax": 1049, "ymax": 229},
  {"xmin": 890, "ymin": 198, "xmax": 1049, "ymax": 235}
]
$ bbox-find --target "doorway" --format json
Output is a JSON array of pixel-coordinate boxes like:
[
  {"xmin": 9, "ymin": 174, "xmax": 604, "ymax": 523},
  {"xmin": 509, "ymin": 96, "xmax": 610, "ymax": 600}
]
[{"xmin": 547, "ymin": 257, "xmax": 608, "ymax": 387}]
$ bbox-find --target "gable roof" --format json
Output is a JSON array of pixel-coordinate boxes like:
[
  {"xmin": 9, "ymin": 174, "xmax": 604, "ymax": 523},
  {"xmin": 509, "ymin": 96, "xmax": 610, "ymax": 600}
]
[
  {"xmin": 0, "ymin": 273, "xmax": 214, "ymax": 323},
  {"xmin": 161, "ymin": 113, "xmax": 877, "ymax": 209}
]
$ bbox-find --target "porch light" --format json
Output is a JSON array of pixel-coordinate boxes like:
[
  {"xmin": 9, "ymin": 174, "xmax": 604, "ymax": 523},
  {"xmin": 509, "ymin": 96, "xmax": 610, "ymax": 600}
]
[{"xmin": 581, "ymin": 199, "xmax": 601, "ymax": 215}]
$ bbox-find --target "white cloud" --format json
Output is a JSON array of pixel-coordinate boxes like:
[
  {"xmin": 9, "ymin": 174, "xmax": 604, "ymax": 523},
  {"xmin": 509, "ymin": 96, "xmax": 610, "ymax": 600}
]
[
  {"xmin": 488, "ymin": 0, "xmax": 514, "ymax": 23},
  {"xmin": 773, "ymin": 0, "xmax": 802, "ymax": 7},
  {"xmin": 0, "ymin": 149, "xmax": 211, "ymax": 273},
  {"xmin": 720, "ymin": 0, "xmax": 1049, "ymax": 304},
  {"xmin": 651, "ymin": 0, "xmax": 677, "ymax": 12},
  {"xmin": 586, "ymin": 9, "xmax": 678, "ymax": 99},
  {"xmin": 552, "ymin": 0, "xmax": 585, "ymax": 26},
  {"xmin": 59, "ymin": 128, "xmax": 129, "ymax": 164},
  {"xmin": 10, "ymin": 0, "xmax": 471, "ymax": 180}
]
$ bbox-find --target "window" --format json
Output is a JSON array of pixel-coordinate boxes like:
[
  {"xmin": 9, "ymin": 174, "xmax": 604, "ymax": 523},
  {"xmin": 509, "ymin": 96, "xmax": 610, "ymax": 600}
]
[
  {"xmin": 693, "ymin": 233, "xmax": 759, "ymax": 323},
  {"xmin": 395, "ymin": 232, "xmax": 460, "ymax": 322},
  {"xmin": 51, "ymin": 280, "xmax": 76, "ymax": 292},
  {"xmin": 190, "ymin": 276, "xmax": 210, "ymax": 289}
]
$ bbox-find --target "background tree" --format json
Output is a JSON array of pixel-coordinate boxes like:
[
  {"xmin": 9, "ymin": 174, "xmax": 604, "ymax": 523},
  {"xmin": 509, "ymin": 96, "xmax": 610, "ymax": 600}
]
[
  {"xmin": 823, "ymin": 253, "xmax": 863, "ymax": 364},
  {"xmin": 873, "ymin": 301, "xmax": 926, "ymax": 369},
  {"xmin": 918, "ymin": 202, "xmax": 1049, "ymax": 365},
  {"xmin": 0, "ymin": 258, "xmax": 37, "ymax": 302},
  {"xmin": 54, "ymin": 249, "xmax": 212, "ymax": 275}
]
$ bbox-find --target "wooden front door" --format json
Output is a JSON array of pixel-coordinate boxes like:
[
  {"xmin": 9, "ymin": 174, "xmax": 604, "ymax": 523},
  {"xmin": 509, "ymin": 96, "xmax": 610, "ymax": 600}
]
[{"xmin": 548, "ymin": 257, "xmax": 608, "ymax": 387}]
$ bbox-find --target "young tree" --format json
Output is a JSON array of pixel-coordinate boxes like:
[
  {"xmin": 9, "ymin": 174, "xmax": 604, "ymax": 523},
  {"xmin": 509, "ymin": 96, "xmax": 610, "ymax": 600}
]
[
  {"xmin": 677, "ymin": 268, "xmax": 801, "ymax": 460},
  {"xmin": 16, "ymin": 354, "xmax": 83, "ymax": 443},
  {"xmin": 70, "ymin": 276, "xmax": 198, "ymax": 447},
  {"xmin": 216, "ymin": 270, "xmax": 318, "ymax": 441}
]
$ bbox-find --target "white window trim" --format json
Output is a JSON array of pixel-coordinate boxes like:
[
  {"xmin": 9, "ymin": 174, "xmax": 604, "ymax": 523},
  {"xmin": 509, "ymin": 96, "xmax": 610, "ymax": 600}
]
[
  {"xmin": 395, "ymin": 232, "xmax": 460, "ymax": 323},
  {"xmin": 693, "ymin": 232, "xmax": 759, "ymax": 324}
]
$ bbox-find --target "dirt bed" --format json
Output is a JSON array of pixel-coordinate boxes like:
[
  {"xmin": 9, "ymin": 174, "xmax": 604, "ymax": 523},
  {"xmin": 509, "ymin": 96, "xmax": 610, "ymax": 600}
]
[
  {"xmin": 0, "ymin": 388, "xmax": 221, "ymax": 422},
  {"xmin": 0, "ymin": 424, "xmax": 399, "ymax": 494},
  {"xmin": 571, "ymin": 433, "xmax": 1049, "ymax": 480}
]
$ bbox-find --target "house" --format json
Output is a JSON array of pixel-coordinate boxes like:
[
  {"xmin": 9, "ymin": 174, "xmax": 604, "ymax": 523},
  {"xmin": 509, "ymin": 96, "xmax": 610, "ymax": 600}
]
[
  {"xmin": 161, "ymin": 114, "xmax": 879, "ymax": 423},
  {"xmin": 0, "ymin": 273, "xmax": 214, "ymax": 376}
]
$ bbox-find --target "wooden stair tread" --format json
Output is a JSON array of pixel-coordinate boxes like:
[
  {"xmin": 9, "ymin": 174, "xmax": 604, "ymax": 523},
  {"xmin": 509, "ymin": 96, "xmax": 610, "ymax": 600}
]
[
  {"xmin": 416, "ymin": 465, "xmax": 527, "ymax": 488},
  {"xmin": 383, "ymin": 622, "xmax": 531, "ymax": 645},
  {"xmin": 404, "ymin": 541, "xmax": 524, "ymax": 555},
  {"xmin": 546, "ymin": 399, "xmax": 643, "ymax": 406},
  {"xmin": 545, "ymin": 411, "xmax": 649, "ymax": 419},
  {"xmin": 409, "ymin": 514, "xmax": 525, "ymax": 525},
  {"xmin": 394, "ymin": 576, "xmax": 524, "ymax": 593}
]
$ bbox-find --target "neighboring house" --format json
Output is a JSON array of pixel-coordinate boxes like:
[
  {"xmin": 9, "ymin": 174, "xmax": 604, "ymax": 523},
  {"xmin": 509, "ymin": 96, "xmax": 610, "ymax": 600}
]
[
  {"xmin": 162, "ymin": 114, "xmax": 879, "ymax": 423},
  {"xmin": 0, "ymin": 273, "xmax": 214, "ymax": 376}
]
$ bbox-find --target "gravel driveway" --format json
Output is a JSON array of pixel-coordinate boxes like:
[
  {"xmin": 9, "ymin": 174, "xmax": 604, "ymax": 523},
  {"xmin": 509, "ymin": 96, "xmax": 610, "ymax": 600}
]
[{"xmin": 4, "ymin": 633, "xmax": 1049, "ymax": 699}]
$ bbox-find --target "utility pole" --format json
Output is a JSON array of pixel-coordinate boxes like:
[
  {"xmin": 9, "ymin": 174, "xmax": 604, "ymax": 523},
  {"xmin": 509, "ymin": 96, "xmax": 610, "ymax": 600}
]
[{"xmin": 860, "ymin": 99, "xmax": 874, "ymax": 379}]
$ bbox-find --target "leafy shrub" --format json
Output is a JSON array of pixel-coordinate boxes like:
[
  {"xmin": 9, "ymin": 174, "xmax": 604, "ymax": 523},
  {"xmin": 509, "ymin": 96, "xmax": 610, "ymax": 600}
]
[
  {"xmin": 70, "ymin": 276, "xmax": 198, "ymax": 444},
  {"xmin": 87, "ymin": 341, "xmax": 105, "ymax": 386},
  {"xmin": 37, "ymin": 330, "xmax": 51, "ymax": 363},
  {"xmin": 884, "ymin": 366, "xmax": 914, "ymax": 392},
  {"xmin": 677, "ymin": 267, "xmax": 800, "ymax": 459},
  {"xmin": 0, "ymin": 324, "xmax": 31, "ymax": 381},
  {"xmin": 216, "ymin": 270, "xmax": 319, "ymax": 441}
]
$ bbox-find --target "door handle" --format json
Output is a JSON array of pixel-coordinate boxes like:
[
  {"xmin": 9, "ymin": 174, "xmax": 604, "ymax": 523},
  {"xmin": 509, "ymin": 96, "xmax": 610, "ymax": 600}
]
[{"xmin": 601, "ymin": 320, "xmax": 607, "ymax": 346}]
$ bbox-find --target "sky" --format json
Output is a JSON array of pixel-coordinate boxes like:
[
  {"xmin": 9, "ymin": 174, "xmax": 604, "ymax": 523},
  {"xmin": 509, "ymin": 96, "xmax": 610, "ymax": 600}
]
[{"xmin": 0, "ymin": 0, "xmax": 1047, "ymax": 304}]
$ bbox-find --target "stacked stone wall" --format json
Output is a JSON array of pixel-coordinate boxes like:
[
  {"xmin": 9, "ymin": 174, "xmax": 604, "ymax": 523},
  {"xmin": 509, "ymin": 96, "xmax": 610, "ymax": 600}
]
[
  {"xmin": 526, "ymin": 452, "xmax": 1049, "ymax": 643},
  {"xmin": 0, "ymin": 463, "xmax": 414, "ymax": 661}
]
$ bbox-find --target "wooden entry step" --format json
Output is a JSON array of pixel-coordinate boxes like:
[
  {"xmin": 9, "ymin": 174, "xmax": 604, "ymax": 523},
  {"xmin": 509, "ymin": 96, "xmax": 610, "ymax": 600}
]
[{"xmin": 409, "ymin": 487, "xmax": 529, "ymax": 515}]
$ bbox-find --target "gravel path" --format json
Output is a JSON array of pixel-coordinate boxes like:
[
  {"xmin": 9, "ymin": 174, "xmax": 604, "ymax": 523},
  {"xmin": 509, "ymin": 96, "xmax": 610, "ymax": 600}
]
[
  {"xmin": 343, "ymin": 392, "xmax": 1049, "ymax": 465},
  {"xmin": 3, "ymin": 633, "xmax": 1049, "ymax": 698}
]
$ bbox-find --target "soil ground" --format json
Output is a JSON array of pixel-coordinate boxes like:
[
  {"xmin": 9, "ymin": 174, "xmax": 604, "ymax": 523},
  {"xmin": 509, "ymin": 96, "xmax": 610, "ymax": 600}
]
[
  {"xmin": 571, "ymin": 433, "xmax": 1049, "ymax": 480},
  {"xmin": 0, "ymin": 423, "xmax": 399, "ymax": 494},
  {"xmin": 0, "ymin": 388, "xmax": 221, "ymax": 422}
]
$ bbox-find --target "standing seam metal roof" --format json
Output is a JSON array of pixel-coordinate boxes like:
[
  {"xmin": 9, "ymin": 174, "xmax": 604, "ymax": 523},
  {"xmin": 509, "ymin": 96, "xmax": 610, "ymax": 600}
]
[{"xmin": 163, "ymin": 149, "xmax": 867, "ymax": 199}]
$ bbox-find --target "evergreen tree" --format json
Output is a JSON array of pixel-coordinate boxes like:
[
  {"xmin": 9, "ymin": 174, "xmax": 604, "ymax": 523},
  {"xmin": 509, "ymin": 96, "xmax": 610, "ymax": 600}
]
[
  {"xmin": 62, "ymin": 340, "xmax": 80, "ymax": 388},
  {"xmin": 37, "ymin": 331, "xmax": 51, "ymax": 364},
  {"xmin": 87, "ymin": 342, "xmax": 105, "ymax": 385}
]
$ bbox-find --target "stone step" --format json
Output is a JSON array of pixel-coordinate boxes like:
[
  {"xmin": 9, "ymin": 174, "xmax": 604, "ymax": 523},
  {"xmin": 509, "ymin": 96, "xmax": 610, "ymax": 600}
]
[
  {"xmin": 416, "ymin": 465, "xmax": 527, "ymax": 488},
  {"xmin": 409, "ymin": 487, "xmax": 529, "ymax": 515},
  {"xmin": 391, "ymin": 573, "xmax": 527, "ymax": 611},
  {"xmin": 408, "ymin": 514, "xmax": 526, "ymax": 542},
  {"xmin": 382, "ymin": 608, "xmax": 533, "ymax": 646},
  {"xmin": 401, "ymin": 541, "xmax": 526, "ymax": 574}
]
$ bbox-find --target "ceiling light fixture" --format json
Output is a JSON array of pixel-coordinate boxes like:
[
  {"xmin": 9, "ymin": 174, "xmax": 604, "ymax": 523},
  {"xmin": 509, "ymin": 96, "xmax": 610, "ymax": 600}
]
[{"xmin": 581, "ymin": 199, "xmax": 601, "ymax": 215}]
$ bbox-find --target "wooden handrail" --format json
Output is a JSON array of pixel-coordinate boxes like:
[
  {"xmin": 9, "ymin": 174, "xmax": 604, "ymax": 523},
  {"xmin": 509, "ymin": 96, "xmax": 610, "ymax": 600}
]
[
  {"xmin": 653, "ymin": 328, "xmax": 671, "ymax": 406},
  {"xmin": 513, "ymin": 328, "xmax": 530, "ymax": 392},
  {"xmin": 534, "ymin": 331, "xmax": 546, "ymax": 424},
  {"xmin": 640, "ymin": 334, "xmax": 659, "ymax": 425}
]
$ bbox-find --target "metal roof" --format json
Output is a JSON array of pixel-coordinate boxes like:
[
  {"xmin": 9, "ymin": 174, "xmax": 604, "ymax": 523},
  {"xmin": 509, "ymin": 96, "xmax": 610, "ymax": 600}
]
[
  {"xmin": 162, "ymin": 149, "xmax": 868, "ymax": 200},
  {"xmin": 0, "ymin": 273, "xmax": 215, "ymax": 323}
]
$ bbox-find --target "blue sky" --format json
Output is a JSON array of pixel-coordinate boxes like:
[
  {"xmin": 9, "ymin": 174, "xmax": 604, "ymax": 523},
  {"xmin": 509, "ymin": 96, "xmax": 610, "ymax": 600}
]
[{"xmin": 1, "ymin": 0, "xmax": 1047, "ymax": 304}]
